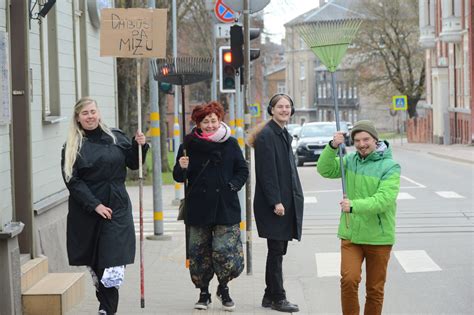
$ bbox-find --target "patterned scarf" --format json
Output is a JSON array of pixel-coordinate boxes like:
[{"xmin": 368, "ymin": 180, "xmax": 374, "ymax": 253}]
[{"xmin": 194, "ymin": 122, "xmax": 231, "ymax": 143}]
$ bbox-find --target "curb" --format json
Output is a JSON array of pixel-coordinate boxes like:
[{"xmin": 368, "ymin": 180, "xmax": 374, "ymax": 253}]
[{"xmin": 427, "ymin": 152, "xmax": 474, "ymax": 165}]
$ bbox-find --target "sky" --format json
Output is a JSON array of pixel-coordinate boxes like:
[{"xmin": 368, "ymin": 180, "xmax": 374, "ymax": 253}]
[{"xmin": 262, "ymin": 0, "xmax": 321, "ymax": 44}]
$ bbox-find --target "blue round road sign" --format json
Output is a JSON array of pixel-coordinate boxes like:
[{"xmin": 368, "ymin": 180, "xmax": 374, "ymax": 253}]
[{"xmin": 215, "ymin": 0, "xmax": 234, "ymax": 23}]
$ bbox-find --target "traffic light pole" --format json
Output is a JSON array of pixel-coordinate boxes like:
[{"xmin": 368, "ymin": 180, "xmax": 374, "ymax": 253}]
[
  {"xmin": 243, "ymin": 0, "xmax": 253, "ymax": 276},
  {"xmin": 172, "ymin": 0, "xmax": 182, "ymax": 205}
]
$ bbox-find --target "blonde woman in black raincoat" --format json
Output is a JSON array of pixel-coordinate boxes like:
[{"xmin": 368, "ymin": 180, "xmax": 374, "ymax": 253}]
[{"xmin": 61, "ymin": 97, "xmax": 148, "ymax": 315}]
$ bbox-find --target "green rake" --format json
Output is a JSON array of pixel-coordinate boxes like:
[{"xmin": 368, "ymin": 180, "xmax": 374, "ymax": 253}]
[{"xmin": 296, "ymin": 17, "xmax": 362, "ymax": 228}]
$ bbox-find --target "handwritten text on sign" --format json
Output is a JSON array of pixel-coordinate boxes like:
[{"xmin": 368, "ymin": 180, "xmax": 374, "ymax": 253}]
[{"xmin": 100, "ymin": 8, "xmax": 167, "ymax": 58}]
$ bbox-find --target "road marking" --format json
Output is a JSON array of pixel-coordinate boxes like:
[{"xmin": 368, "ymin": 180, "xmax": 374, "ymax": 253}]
[
  {"xmin": 400, "ymin": 175, "xmax": 426, "ymax": 188},
  {"xmin": 435, "ymin": 191, "xmax": 465, "ymax": 199},
  {"xmin": 315, "ymin": 252, "xmax": 340, "ymax": 277},
  {"xmin": 397, "ymin": 192, "xmax": 415, "ymax": 200},
  {"xmin": 394, "ymin": 250, "xmax": 442, "ymax": 273},
  {"xmin": 304, "ymin": 189, "xmax": 342, "ymax": 194},
  {"xmin": 305, "ymin": 196, "xmax": 318, "ymax": 204}
]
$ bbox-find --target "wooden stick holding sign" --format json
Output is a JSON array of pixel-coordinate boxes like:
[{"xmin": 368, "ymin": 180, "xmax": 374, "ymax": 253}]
[{"xmin": 100, "ymin": 8, "xmax": 167, "ymax": 308}]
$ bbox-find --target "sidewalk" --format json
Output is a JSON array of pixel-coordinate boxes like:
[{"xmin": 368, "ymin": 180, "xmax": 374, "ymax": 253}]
[
  {"xmin": 68, "ymin": 185, "xmax": 283, "ymax": 315},
  {"xmin": 67, "ymin": 141, "xmax": 473, "ymax": 314},
  {"xmin": 390, "ymin": 138, "xmax": 474, "ymax": 164}
]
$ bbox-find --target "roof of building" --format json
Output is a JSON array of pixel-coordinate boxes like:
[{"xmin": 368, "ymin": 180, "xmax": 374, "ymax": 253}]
[
  {"xmin": 264, "ymin": 65, "xmax": 286, "ymax": 78},
  {"xmin": 285, "ymin": 0, "xmax": 364, "ymax": 27}
]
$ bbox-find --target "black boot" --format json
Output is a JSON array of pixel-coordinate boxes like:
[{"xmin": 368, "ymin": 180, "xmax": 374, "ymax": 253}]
[
  {"xmin": 217, "ymin": 284, "xmax": 235, "ymax": 312},
  {"xmin": 271, "ymin": 299, "xmax": 299, "ymax": 313},
  {"xmin": 194, "ymin": 287, "xmax": 211, "ymax": 310}
]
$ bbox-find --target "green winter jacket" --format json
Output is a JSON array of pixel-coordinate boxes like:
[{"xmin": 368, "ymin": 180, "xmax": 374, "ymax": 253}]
[{"xmin": 317, "ymin": 141, "xmax": 400, "ymax": 245}]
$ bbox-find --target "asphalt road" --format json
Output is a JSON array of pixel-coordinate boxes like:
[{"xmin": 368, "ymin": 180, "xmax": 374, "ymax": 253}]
[{"xmin": 294, "ymin": 145, "xmax": 474, "ymax": 314}]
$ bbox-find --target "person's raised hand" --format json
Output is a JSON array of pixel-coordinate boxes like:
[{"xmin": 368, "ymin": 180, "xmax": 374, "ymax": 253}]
[
  {"xmin": 179, "ymin": 156, "xmax": 189, "ymax": 169},
  {"xmin": 332, "ymin": 131, "xmax": 346, "ymax": 148},
  {"xmin": 135, "ymin": 131, "xmax": 146, "ymax": 146}
]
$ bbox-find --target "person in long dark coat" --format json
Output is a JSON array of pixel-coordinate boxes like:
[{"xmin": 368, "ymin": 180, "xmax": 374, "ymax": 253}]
[
  {"xmin": 173, "ymin": 101, "xmax": 248, "ymax": 311},
  {"xmin": 61, "ymin": 97, "xmax": 148, "ymax": 315},
  {"xmin": 248, "ymin": 93, "xmax": 304, "ymax": 313}
]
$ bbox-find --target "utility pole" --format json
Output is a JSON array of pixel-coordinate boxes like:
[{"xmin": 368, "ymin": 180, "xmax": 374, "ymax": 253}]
[
  {"xmin": 172, "ymin": 0, "xmax": 182, "ymax": 205},
  {"xmin": 243, "ymin": 0, "xmax": 252, "ymax": 275},
  {"xmin": 146, "ymin": 0, "xmax": 171, "ymax": 241}
]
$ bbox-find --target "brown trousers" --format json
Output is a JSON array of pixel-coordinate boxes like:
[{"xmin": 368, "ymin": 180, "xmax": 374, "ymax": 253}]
[{"xmin": 340, "ymin": 240, "xmax": 392, "ymax": 315}]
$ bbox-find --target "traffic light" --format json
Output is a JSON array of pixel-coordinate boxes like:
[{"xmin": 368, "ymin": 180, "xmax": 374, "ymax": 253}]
[
  {"xmin": 230, "ymin": 25, "xmax": 244, "ymax": 69},
  {"xmin": 159, "ymin": 82, "xmax": 173, "ymax": 95},
  {"xmin": 249, "ymin": 28, "xmax": 261, "ymax": 61},
  {"xmin": 219, "ymin": 46, "xmax": 236, "ymax": 93}
]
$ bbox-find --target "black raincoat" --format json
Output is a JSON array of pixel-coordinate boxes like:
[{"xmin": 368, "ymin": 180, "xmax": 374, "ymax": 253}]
[
  {"xmin": 253, "ymin": 120, "xmax": 304, "ymax": 241},
  {"xmin": 61, "ymin": 128, "xmax": 148, "ymax": 268}
]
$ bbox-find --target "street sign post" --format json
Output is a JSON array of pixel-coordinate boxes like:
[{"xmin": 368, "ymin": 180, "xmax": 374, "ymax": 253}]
[
  {"xmin": 215, "ymin": 23, "xmax": 233, "ymax": 39},
  {"xmin": 392, "ymin": 95, "xmax": 407, "ymax": 145},
  {"xmin": 392, "ymin": 95, "xmax": 408, "ymax": 111},
  {"xmin": 214, "ymin": 0, "xmax": 235, "ymax": 23},
  {"xmin": 249, "ymin": 103, "xmax": 261, "ymax": 117}
]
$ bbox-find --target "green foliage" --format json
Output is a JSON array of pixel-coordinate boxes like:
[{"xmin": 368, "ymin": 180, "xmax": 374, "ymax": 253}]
[{"xmin": 127, "ymin": 151, "xmax": 176, "ymax": 186}]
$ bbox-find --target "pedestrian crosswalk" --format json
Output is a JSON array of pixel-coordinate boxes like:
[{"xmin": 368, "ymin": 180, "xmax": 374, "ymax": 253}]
[
  {"xmin": 315, "ymin": 249, "xmax": 443, "ymax": 278},
  {"xmin": 302, "ymin": 190, "xmax": 466, "ymax": 202}
]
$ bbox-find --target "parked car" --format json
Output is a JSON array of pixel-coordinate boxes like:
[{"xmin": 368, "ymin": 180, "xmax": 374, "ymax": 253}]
[
  {"xmin": 294, "ymin": 122, "xmax": 346, "ymax": 166},
  {"xmin": 338, "ymin": 121, "xmax": 353, "ymax": 146},
  {"xmin": 287, "ymin": 123, "xmax": 301, "ymax": 136},
  {"xmin": 290, "ymin": 126, "xmax": 302, "ymax": 154}
]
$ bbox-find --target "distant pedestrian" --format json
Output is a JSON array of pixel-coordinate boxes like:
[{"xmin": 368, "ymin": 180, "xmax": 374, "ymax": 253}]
[
  {"xmin": 61, "ymin": 97, "xmax": 148, "ymax": 315},
  {"xmin": 173, "ymin": 101, "xmax": 248, "ymax": 311},
  {"xmin": 317, "ymin": 120, "xmax": 401, "ymax": 315},
  {"xmin": 248, "ymin": 93, "xmax": 304, "ymax": 313}
]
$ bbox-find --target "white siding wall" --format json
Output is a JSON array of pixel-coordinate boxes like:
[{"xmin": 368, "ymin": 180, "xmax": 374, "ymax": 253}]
[
  {"xmin": 29, "ymin": 1, "xmax": 117, "ymax": 202},
  {"xmin": 0, "ymin": 0, "xmax": 12, "ymax": 229}
]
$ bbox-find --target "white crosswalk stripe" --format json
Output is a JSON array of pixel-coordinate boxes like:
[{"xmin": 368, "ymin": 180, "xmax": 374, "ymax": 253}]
[
  {"xmin": 315, "ymin": 250, "xmax": 442, "ymax": 278},
  {"xmin": 305, "ymin": 196, "xmax": 318, "ymax": 204},
  {"xmin": 397, "ymin": 192, "xmax": 415, "ymax": 200},
  {"xmin": 435, "ymin": 191, "xmax": 465, "ymax": 199},
  {"xmin": 315, "ymin": 253, "xmax": 340, "ymax": 277},
  {"xmin": 394, "ymin": 250, "xmax": 442, "ymax": 273}
]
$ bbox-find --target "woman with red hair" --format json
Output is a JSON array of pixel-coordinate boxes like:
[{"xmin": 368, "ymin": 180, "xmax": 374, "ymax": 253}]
[{"xmin": 173, "ymin": 101, "xmax": 248, "ymax": 311}]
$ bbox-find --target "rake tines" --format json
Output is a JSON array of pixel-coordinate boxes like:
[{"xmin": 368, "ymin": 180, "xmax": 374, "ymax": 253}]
[
  {"xmin": 151, "ymin": 57, "xmax": 213, "ymax": 86},
  {"xmin": 295, "ymin": 18, "xmax": 362, "ymax": 72}
]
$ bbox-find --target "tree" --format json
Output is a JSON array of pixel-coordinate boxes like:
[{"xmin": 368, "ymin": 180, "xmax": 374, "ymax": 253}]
[{"xmin": 352, "ymin": 0, "xmax": 425, "ymax": 118}]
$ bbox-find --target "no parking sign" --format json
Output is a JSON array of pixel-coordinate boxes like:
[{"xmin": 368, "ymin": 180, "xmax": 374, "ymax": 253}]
[{"xmin": 214, "ymin": 0, "xmax": 234, "ymax": 23}]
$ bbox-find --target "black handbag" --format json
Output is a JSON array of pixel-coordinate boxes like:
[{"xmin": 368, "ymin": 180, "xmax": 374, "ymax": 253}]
[{"xmin": 177, "ymin": 160, "xmax": 210, "ymax": 221}]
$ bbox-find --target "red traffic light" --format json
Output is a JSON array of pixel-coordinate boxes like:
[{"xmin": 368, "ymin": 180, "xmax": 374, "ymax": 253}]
[{"xmin": 223, "ymin": 51, "xmax": 232, "ymax": 64}]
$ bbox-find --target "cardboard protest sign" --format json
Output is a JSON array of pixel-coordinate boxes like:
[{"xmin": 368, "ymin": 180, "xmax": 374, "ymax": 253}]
[{"xmin": 100, "ymin": 8, "xmax": 167, "ymax": 58}]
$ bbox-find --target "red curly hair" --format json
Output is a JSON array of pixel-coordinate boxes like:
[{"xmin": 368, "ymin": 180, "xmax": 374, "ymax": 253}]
[{"xmin": 191, "ymin": 101, "xmax": 225, "ymax": 125}]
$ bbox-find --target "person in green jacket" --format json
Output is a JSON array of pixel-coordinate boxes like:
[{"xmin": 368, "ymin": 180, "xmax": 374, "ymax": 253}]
[{"xmin": 317, "ymin": 120, "xmax": 400, "ymax": 315}]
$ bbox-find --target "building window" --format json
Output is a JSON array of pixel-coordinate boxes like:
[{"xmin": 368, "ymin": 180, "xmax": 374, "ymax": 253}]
[
  {"xmin": 40, "ymin": 6, "xmax": 62, "ymax": 122},
  {"xmin": 301, "ymin": 92, "xmax": 306, "ymax": 109},
  {"xmin": 277, "ymin": 82, "xmax": 285, "ymax": 94},
  {"xmin": 317, "ymin": 84, "xmax": 322, "ymax": 99},
  {"xmin": 300, "ymin": 62, "xmax": 305, "ymax": 80},
  {"xmin": 299, "ymin": 37, "xmax": 306, "ymax": 50},
  {"xmin": 0, "ymin": 31, "xmax": 10, "ymax": 124},
  {"xmin": 348, "ymin": 84, "xmax": 352, "ymax": 99}
]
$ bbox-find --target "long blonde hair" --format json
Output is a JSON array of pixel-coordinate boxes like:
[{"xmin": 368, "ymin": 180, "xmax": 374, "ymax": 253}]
[{"xmin": 63, "ymin": 97, "xmax": 116, "ymax": 182}]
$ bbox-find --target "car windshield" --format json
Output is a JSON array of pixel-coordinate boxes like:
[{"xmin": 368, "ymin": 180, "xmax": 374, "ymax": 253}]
[
  {"xmin": 301, "ymin": 124, "xmax": 336, "ymax": 137},
  {"xmin": 287, "ymin": 124, "xmax": 300, "ymax": 134}
]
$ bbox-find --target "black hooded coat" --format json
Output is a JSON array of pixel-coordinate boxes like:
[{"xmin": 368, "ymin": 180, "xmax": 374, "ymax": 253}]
[
  {"xmin": 173, "ymin": 132, "xmax": 248, "ymax": 226},
  {"xmin": 61, "ymin": 128, "xmax": 148, "ymax": 268}
]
